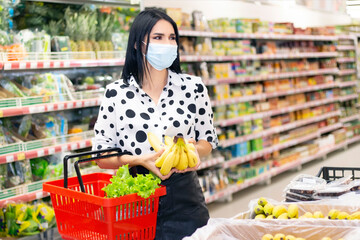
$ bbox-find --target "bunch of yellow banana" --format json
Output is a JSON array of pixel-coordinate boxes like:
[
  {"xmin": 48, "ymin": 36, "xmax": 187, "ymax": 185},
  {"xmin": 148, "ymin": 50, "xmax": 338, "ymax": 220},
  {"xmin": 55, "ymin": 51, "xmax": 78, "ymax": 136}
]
[{"xmin": 147, "ymin": 132, "xmax": 198, "ymax": 175}]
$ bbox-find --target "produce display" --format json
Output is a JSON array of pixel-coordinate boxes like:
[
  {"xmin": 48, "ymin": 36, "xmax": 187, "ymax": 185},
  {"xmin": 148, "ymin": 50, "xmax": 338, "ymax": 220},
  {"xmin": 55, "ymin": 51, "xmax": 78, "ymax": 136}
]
[
  {"xmin": 262, "ymin": 234, "xmax": 344, "ymax": 240},
  {"xmin": 102, "ymin": 164, "xmax": 161, "ymax": 198},
  {"xmin": 252, "ymin": 197, "xmax": 360, "ymax": 220},
  {"xmin": 0, "ymin": 202, "xmax": 55, "ymax": 237},
  {"xmin": 147, "ymin": 132, "xmax": 198, "ymax": 175}
]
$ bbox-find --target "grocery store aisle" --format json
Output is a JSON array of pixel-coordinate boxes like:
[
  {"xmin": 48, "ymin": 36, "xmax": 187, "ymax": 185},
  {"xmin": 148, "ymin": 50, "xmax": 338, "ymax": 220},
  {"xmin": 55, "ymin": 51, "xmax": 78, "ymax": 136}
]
[{"xmin": 207, "ymin": 142, "xmax": 360, "ymax": 218}]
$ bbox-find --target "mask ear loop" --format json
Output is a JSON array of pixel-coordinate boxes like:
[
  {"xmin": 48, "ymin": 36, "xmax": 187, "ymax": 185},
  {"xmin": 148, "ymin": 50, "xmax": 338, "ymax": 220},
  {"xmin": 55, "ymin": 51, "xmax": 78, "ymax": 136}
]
[{"xmin": 142, "ymin": 41, "xmax": 147, "ymax": 57}]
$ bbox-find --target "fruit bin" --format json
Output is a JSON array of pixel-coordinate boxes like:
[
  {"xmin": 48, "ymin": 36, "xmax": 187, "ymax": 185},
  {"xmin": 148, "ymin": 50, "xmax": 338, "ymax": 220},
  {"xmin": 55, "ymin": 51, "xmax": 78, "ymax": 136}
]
[
  {"xmin": 184, "ymin": 218, "xmax": 360, "ymax": 240},
  {"xmin": 43, "ymin": 148, "xmax": 166, "ymax": 240},
  {"xmin": 234, "ymin": 198, "xmax": 360, "ymax": 221}
]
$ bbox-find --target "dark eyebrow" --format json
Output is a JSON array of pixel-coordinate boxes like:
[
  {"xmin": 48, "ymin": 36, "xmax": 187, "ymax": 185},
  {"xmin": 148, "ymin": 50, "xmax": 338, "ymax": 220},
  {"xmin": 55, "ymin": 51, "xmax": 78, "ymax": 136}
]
[{"xmin": 152, "ymin": 33, "xmax": 176, "ymax": 36}]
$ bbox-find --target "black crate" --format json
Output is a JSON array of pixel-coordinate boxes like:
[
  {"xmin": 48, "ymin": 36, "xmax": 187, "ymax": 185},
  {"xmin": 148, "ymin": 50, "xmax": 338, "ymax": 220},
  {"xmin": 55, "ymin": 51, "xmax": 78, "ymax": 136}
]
[{"xmin": 317, "ymin": 166, "xmax": 360, "ymax": 182}]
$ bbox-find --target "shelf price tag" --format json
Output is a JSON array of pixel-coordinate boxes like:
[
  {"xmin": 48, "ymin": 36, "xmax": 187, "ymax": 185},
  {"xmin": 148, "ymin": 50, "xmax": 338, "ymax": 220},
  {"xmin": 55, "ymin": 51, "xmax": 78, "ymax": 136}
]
[{"xmin": 17, "ymin": 153, "xmax": 25, "ymax": 160}]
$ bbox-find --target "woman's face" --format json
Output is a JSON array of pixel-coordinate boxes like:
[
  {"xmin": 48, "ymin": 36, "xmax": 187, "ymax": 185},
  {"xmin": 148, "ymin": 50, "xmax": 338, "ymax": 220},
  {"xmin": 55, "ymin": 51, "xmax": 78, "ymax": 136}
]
[{"xmin": 147, "ymin": 19, "xmax": 177, "ymax": 46}]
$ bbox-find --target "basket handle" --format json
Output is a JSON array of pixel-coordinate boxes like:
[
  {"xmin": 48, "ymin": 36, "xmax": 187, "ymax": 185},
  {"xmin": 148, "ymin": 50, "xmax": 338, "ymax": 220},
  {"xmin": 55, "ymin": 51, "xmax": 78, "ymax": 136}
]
[{"xmin": 63, "ymin": 147, "xmax": 132, "ymax": 191}]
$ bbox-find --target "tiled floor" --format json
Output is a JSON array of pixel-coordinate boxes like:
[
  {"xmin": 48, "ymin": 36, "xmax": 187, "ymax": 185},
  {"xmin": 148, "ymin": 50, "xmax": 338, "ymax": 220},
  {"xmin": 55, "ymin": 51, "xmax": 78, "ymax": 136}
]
[{"xmin": 207, "ymin": 142, "xmax": 360, "ymax": 218}]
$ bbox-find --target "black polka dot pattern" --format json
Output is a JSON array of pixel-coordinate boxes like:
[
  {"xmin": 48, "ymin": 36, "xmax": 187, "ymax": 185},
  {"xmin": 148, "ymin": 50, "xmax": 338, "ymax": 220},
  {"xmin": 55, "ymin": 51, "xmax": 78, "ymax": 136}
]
[{"xmin": 93, "ymin": 72, "xmax": 218, "ymax": 156}]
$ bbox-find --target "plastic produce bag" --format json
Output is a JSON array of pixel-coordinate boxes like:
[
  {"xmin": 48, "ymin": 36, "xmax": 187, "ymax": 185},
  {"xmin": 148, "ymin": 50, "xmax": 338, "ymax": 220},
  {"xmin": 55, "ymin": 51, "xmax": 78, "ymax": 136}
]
[
  {"xmin": 4, "ymin": 160, "xmax": 32, "ymax": 189},
  {"xmin": 184, "ymin": 218, "xmax": 360, "ymax": 240},
  {"xmin": 18, "ymin": 115, "xmax": 32, "ymax": 138}
]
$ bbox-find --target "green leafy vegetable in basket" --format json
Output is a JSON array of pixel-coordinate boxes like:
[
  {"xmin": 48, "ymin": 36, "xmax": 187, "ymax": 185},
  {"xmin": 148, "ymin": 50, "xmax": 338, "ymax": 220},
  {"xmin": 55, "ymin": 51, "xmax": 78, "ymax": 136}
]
[{"xmin": 102, "ymin": 165, "xmax": 161, "ymax": 199}]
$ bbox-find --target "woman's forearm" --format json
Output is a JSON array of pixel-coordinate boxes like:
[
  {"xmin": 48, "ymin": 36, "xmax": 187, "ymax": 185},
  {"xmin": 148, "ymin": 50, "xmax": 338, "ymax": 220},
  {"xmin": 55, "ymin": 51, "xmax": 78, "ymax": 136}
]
[
  {"xmin": 96, "ymin": 154, "xmax": 139, "ymax": 169},
  {"xmin": 194, "ymin": 140, "xmax": 212, "ymax": 158}
]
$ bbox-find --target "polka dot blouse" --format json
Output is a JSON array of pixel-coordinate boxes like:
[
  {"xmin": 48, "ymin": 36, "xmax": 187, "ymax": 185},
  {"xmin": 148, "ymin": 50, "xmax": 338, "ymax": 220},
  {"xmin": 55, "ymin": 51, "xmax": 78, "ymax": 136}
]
[{"xmin": 93, "ymin": 70, "xmax": 218, "ymax": 156}]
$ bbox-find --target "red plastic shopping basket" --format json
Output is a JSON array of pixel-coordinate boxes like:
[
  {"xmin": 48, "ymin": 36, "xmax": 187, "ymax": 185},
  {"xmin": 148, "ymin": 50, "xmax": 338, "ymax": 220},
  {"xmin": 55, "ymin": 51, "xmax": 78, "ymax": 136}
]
[{"xmin": 43, "ymin": 148, "xmax": 166, "ymax": 240}]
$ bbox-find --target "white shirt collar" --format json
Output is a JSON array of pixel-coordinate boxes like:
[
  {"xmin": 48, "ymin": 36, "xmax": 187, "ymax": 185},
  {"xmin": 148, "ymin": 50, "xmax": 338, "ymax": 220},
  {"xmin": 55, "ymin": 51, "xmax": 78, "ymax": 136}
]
[{"xmin": 127, "ymin": 69, "xmax": 185, "ymax": 89}]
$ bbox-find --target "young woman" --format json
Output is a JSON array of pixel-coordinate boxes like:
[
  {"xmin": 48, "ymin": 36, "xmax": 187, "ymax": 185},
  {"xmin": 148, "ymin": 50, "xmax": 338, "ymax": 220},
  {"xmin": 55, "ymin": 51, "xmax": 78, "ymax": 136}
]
[{"xmin": 93, "ymin": 8, "xmax": 218, "ymax": 240}]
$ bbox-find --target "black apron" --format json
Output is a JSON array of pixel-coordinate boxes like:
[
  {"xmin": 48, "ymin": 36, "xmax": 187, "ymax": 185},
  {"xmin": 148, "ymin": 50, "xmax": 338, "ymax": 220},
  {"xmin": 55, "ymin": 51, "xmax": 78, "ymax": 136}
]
[
  {"xmin": 155, "ymin": 171, "xmax": 209, "ymax": 240},
  {"xmin": 132, "ymin": 167, "xmax": 209, "ymax": 240}
]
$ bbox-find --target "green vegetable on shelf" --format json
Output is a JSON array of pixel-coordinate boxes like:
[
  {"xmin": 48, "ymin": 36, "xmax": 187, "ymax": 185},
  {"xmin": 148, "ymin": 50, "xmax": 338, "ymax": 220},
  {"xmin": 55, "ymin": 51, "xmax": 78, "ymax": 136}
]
[
  {"xmin": 102, "ymin": 165, "xmax": 161, "ymax": 199},
  {"xmin": 18, "ymin": 115, "xmax": 32, "ymax": 138},
  {"xmin": 30, "ymin": 158, "xmax": 49, "ymax": 180},
  {"xmin": 0, "ymin": 80, "xmax": 27, "ymax": 97}
]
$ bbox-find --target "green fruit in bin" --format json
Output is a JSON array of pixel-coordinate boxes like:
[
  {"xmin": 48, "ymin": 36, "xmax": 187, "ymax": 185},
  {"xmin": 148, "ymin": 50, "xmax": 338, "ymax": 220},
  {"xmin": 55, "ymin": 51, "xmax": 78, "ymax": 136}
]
[
  {"xmin": 84, "ymin": 76, "xmax": 95, "ymax": 85},
  {"xmin": 30, "ymin": 158, "xmax": 49, "ymax": 178}
]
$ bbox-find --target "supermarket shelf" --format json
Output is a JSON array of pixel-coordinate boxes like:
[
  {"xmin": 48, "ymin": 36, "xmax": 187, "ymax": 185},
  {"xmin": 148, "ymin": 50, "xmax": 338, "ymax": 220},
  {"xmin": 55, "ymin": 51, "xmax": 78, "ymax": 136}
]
[
  {"xmin": 222, "ymin": 124, "xmax": 341, "ymax": 169},
  {"xmin": 219, "ymin": 111, "xmax": 341, "ymax": 148},
  {"xmin": 337, "ymin": 35, "xmax": 356, "ymax": 40},
  {"xmin": 179, "ymin": 30, "xmax": 338, "ymax": 41},
  {"xmin": 214, "ymin": 97, "xmax": 338, "ymax": 127},
  {"xmin": 0, "ymin": 92, "xmax": 102, "ymax": 117},
  {"xmin": 198, "ymin": 156, "xmax": 225, "ymax": 170},
  {"xmin": 26, "ymin": 0, "xmax": 140, "ymax": 7},
  {"xmin": 211, "ymin": 83, "xmax": 337, "ymax": 107},
  {"xmin": 205, "ymin": 140, "xmax": 350, "ymax": 204},
  {"xmin": 337, "ymin": 81, "xmax": 358, "ymax": 88},
  {"xmin": 205, "ymin": 172, "xmax": 271, "ymax": 204},
  {"xmin": 1, "ymin": 51, "xmax": 126, "ymax": 70},
  {"xmin": 0, "ymin": 51, "xmax": 336, "ymax": 70},
  {"xmin": 203, "ymin": 68, "xmax": 338, "ymax": 85},
  {"xmin": 337, "ymin": 57, "xmax": 356, "ymax": 63},
  {"xmin": 347, "ymin": 135, "xmax": 360, "ymax": 145},
  {"xmin": 0, "ymin": 189, "xmax": 49, "ymax": 207},
  {"xmin": 337, "ymin": 69, "xmax": 357, "ymax": 76},
  {"xmin": 0, "ymin": 131, "xmax": 94, "ymax": 164},
  {"xmin": 0, "ymin": 166, "xmax": 116, "ymax": 206},
  {"xmin": 336, "ymin": 45, "xmax": 356, "ymax": 51},
  {"xmin": 338, "ymin": 94, "xmax": 358, "ymax": 102},
  {"xmin": 180, "ymin": 52, "xmax": 338, "ymax": 63},
  {"xmin": 340, "ymin": 114, "xmax": 360, "ymax": 123}
]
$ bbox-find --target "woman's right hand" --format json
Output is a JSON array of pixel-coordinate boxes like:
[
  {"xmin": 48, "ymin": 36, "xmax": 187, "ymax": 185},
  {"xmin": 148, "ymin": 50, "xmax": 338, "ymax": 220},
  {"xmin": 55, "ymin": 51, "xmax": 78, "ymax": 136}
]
[{"xmin": 140, "ymin": 148, "xmax": 175, "ymax": 181}]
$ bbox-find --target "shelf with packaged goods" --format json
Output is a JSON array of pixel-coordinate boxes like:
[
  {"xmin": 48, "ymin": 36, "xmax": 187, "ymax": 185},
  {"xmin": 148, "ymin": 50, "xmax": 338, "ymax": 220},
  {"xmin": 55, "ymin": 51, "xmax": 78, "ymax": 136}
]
[
  {"xmin": 26, "ymin": 0, "xmax": 140, "ymax": 7},
  {"xmin": 337, "ymin": 57, "xmax": 356, "ymax": 63},
  {"xmin": 179, "ymin": 30, "xmax": 338, "ymax": 42},
  {"xmin": 0, "ymin": 52, "xmax": 337, "ymax": 70},
  {"xmin": 221, "ymin": 122, "xmax": 343, "ymax": 169},
  {"xmin": 337, "ymin": 69, "xmax": 357, "ymax": 76},
  {"xmin": 339, "ymin": 94, "xmax": 358, "ymax": 102},
  {"xmin": 1, "ymin": 51, "xmax": 125, "ymax": 71},
  {"xmin": 336, "ymin": 45, "xmax": 356, "ymax": 51},
  {"xmin": 180, "ymin": 52, "xmax": 338, "ymax": 63},
  {"xmin": 337, "ymin": 35, "xmax": 357, "ymax": 40},
  {"xmin": 340, "ymin": 114, "xmax": 360, "ymax": 123},
  {"xmin": 203, "ymin": 68, "xmax": 338, "ymax": 86},
  {"xmin": 218, "ymin": 110, "xmax": 341, "ymax": 148},
  {"xmin": 347, "ymin": 135, "xmax": 360, "ymax": 145},
  {"xmin": 0, "ymin": 90, "xmax": 103, "ymax": 118},
  {"xmin": 337, "ymin": 80, "xmax": 358, "ymax": 88},
  {"xmin": 0, "ymin": 165, "xmax": 116, "ymax": 207},
  {"xmin": 205, "ymin": 139, "xmax": 350, "ymax": 204},
  {"xmin": 0, "ymin": 131, "xmax": 94, "ymax": 164},
  {"xmin": 211, "ymin": 83, "xmax": 337, "ymax": 107},
  {"xmin": 198, "ymin": 156, "xmax": 225, "ymax": 170},
  {"xmin": 214, "ymin": 97, "xmax": 338, "ymax": 127}
]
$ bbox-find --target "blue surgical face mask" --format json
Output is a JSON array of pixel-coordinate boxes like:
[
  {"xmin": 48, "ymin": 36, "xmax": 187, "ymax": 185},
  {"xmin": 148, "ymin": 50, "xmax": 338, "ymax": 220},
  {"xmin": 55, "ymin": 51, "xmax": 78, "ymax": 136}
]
[{"xmin": 143, "ymin": 42, "xmax": 178, "ymax": 71}]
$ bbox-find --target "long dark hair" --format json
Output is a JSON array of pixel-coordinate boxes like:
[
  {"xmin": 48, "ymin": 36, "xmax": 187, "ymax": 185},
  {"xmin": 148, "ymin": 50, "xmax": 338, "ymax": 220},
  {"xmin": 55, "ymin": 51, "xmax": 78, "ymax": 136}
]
[{"xmin": 121, "ymin": 8, "xmax": 182, "ymax": 87}]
